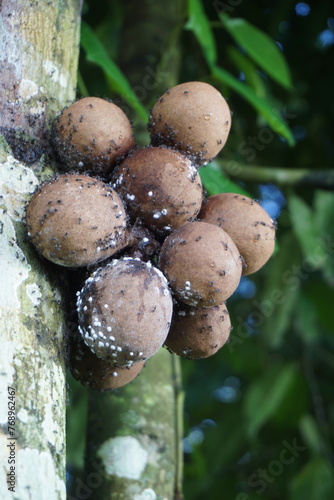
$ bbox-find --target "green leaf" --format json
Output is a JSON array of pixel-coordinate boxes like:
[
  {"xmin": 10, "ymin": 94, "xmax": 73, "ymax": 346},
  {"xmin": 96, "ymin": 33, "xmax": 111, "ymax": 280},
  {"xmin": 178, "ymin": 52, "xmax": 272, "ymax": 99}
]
[
  {"xmin": 314, "ymin": 190, "xmax": 334, "ymax": 285},
  {"xmin": 244, "ymin": 363, "xmax": 297, "ymax": 438},
  {"xmin": 299, "ymin": 414, "xmax": 328, "ymax": 456},
  {"xmin": 80, "ymin": 21, "xmax": 147, "ymax": 121},
  {"xmin": 212, "ymin": 65, "xmax": 295, "ymax": 145},
  {"xmin": 294, "ymin": 293, "xmax": 320, "ymax": 344},
  {"xmin": 289, "ymin": 458, "xmax": 334, "ymax": 500},
  {"xmin": 260, "ymin": 231, "xmax": 301, "ymax": 347},
  {"xmin": 199, "ymin": 162, "xmax": 249, "ymax": 196},
  {"xmin": 220, "ymin": 15, "xmax": 292, "ymax": 89},
  {"xmin": 227, "ymin": 46, "xmax": 267, "ymax": 97},
  {"xmin": 186, "ymin": 0, "xmax": 217, "ymax": 66},
  {"xmin": 288, "ymin": 193, "xmax": 320, "ymax": 266}
]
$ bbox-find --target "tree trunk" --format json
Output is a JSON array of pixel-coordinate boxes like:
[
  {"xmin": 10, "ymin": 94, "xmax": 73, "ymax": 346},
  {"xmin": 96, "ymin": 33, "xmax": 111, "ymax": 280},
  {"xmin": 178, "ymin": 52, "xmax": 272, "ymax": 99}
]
[
  {"xmin": 81, "ymin": 2, "xmax": 186, "ymax": 499},
  {"xmin": 0, "ymin": 2, "xmax": 82, "ymax": 499}
]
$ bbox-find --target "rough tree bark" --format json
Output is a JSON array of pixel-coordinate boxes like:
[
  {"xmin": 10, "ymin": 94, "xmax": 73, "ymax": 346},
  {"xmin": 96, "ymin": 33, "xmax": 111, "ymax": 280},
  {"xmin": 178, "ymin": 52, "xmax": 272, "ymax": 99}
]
[{"xmin": 0, "ymin": 1, "xmax": 82, "ymax": 498}]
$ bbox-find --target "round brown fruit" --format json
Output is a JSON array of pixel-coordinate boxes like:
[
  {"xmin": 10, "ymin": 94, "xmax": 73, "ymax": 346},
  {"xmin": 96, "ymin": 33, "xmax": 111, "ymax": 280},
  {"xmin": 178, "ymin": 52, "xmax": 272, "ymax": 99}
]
[
  {"xmin": 149, "ymin": 81, "xmax": 231, "ymax": 164},
  {"xmin": 113, "ymin": 147, "xmax": 203, "ymax": 236},
  {"xmin": 199, "ymin": 193, "xmax": 276, "ymax": 275},
  {"xmin": 54, "ymin": 97, "xmax": 135, "ymax": 176},
  {"xmin": 26, "ymin": 174, "xmax": 127, "ymax": 267},
  {"xmin": 77, "ymin": 258, "xmax": 173, "ymax": 365},
  {"xmin": 165, "ymin": 302, "xmax": 231, "ymax": 359},
  {"xmin": 68, "ymin": 333, "xmax": 145, "ymax": 391},
  {"xmin": 159, "ymin": 221, "xmax": 242, "ymax": 307}
]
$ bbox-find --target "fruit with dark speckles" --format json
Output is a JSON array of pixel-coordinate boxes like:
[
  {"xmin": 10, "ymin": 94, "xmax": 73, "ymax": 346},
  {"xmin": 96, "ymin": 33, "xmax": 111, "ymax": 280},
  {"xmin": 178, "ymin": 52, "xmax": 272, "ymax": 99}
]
[
  {"xmin": 54, "ymin": 97, "xmax": 135, "ymax": 176},
  {"xmin": 68, "ymin": 333, "xmax": 145, "ymax": 391},
  {"xmin": 26, "ymin": 174, "xmax": 127, "ymax": 267},
  {"xmin": 159, "ymin": 221, "xmax": 242, "ymax": 307},
  {"xmin": 76, "ymin": 258, "xmax": 173, "ymax": 365},
  {"xmin": 149, "ymin": 82, "xmax": 231, "ymax": 164},
  {"xmin": 165, "ymin": 302, "xmax": 232, "ymax": 359},
  {"xmin": 113, "ymin": 146, "xmax": 203, "ymax": 236},
  {"xmin": 199, "ymin": 193, "xmax": 276, "ymax": 274}
]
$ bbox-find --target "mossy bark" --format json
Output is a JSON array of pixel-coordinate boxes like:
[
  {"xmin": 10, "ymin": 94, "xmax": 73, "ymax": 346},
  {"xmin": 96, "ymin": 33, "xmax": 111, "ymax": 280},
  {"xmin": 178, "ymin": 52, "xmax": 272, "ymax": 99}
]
[
  {"xmin": 84, "ymin": 349, "xmax": 183, "ymax": 500},
  {"xmin": 0, "ymin": 1, "xmax": 81, "ymax": 499}
]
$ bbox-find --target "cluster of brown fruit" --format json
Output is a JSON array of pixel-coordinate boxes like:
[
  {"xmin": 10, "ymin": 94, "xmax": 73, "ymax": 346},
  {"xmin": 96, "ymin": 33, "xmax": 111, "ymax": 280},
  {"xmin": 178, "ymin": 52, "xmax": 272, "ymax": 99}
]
[{"xmin": 25, "ymin": 82, "xmax": 276, "ymax": 391}]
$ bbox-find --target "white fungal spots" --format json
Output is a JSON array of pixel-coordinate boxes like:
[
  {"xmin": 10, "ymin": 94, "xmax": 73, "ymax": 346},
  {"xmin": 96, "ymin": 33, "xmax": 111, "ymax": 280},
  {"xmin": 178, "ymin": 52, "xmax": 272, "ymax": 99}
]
[
  {"xmin": 97, "ymin": 436, "xmax": 148, "ymax": 479},
  {"xmin": 153, "ymin": 209, "xmax": 168, "ymax": 219},
  {"xmin": 112, "ymin": 372, "xmax": 118, "ymax": 377},
  {"xmin": 126, "ymin": 193, "xmax": 136, "ymax": 201},
  {"xmin": 148, "ymin": 191, "xmax": 153, "ymax": 197}
]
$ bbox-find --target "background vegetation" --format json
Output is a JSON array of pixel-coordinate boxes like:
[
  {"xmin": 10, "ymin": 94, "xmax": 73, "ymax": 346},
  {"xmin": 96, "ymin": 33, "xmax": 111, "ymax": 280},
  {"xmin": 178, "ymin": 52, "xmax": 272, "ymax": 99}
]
[{"xmin": 68, "ymin": 1, "xmax": 334, "ymax": 499}]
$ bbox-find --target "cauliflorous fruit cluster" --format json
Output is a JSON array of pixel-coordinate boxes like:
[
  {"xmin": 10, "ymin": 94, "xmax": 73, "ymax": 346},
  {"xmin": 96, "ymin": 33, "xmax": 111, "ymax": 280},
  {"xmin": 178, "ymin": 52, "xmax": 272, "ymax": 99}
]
[{"xmin": 25, "ymin": 82, "xmax": 276, "ymax": 391}]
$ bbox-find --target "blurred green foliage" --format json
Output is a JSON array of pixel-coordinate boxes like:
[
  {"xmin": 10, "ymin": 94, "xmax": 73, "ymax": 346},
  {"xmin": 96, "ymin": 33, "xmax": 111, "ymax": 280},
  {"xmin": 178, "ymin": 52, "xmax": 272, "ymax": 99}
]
[{"xmin": 68, "ymin": 1, "xmax": 334, "ymax": 499}]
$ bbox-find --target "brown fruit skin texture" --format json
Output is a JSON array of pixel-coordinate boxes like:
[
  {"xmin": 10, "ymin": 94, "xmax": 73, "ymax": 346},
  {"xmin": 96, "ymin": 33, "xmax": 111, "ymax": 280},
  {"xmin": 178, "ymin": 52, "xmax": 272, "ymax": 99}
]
[
  {"xmin": 68, "ymin": 333, "xmax": 144, "ymax": 391},
  {"xmin": 199, "ymin": 193, "xmax": 276, "ymax": 275},
  {"xmin": 26, "ymin": 174, "xmax": 127, "ymax": 267},
  {"xmin": 54, "ymin": 97, "xmax": 135, "ymax": 177},
  {"xmin": 113, "ymin": 146, "xmax": 203, "ymax": 236},
  {"xmin": 77, "ymin": 258, "xmax": 173, "ymax": 366},
  {"xmin": 159, "ymin": 221, "xmax": 242, "ymax": 308},
  {"xmin": 165, "ymin": 302, "xmax": 232, "ymax": 359},
  {"xmin": 149, "ymin": 81, "xmax": 231, "ymax": 165}
]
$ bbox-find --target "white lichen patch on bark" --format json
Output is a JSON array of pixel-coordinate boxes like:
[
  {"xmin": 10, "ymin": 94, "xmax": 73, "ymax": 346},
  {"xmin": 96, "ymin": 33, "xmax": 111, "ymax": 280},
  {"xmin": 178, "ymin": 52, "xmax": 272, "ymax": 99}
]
[
  {"xmin": 26, "ymin": 283, "xmax": 42, "ymax": 305},
  {"xmin": 0, "ymin": 339, "xmax": 16, "ymax": 423},
  {"xmin": 18, "ymin": 79, "xmax": 39, "ymax": 100},
  {"xmin": 98, "ymin": 436, "xmax": 148, "ymax": 480},
  {"xmin": 134, "ymin": 488, "xmax": 158, "ymax": 500},
  {"xmin": 43, "ymin": 59, "xmax": 69, "ymax": 88},
  {"xmin": 0, "ymin": 445, "xmax": 66, "ymax": 500},
  {"xmin": 39, "ymin": 362, "xmax": 65, "ymax": 448},
  {"xmin": 0, "ymin": 211, "xmax": 31, "ymax": 309},
  {"xmin": 0, "ymin": 155, "xmax": 39, "ymax": 221},
  {"xmin": 17, "ymin": 408, "xmax": 30, "ymax": 423}
]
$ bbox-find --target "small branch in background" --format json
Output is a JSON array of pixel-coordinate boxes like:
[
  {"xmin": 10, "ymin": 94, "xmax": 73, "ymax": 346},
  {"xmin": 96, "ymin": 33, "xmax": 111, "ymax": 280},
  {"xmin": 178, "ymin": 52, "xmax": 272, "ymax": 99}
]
[
  {"xmin": 218, "ymin": 160, "xmax": 334, "ymax": 190},
  {"xmin": 172, "ymin": 353, "xmax": 185, "ymax": 500}
]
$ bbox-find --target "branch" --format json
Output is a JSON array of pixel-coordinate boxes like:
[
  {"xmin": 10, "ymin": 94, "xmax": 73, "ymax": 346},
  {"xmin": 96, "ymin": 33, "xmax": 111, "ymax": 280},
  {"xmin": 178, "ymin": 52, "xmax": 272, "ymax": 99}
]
[{"xmin": 218, "ymin": 160, "xmax": 334, "ymax": 190}]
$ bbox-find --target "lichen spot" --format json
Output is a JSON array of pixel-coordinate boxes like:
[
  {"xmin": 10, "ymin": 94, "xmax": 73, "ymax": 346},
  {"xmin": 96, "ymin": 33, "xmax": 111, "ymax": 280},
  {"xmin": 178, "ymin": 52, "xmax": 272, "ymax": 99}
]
[
  {"xmin": 134, "ymin": 488, "xmax": 157, "ymax": 500},
  {"xmin": 97, "ymin": 435, "xmax": 148, "ymax": 479}
]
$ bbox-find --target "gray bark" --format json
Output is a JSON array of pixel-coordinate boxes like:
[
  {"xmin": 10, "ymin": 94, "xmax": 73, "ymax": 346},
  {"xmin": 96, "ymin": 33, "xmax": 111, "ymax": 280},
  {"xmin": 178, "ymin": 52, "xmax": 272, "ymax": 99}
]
[{"xmin": 0, "ymin": 1, "xmax": 82, "ymax": 498}]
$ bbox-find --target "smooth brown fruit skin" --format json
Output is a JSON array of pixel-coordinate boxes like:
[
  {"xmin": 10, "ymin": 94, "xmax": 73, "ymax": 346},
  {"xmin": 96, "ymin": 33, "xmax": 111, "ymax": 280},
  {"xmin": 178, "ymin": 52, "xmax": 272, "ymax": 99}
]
[
  {"xmin": 54, "ymin": 97, "xmax": 135, "ymax": 176},
  {"xmin": 26, "ymin": 174, "xmax": 127, "ymax": 267},
  {"xmin": 113, "ymin": 146, "xmax": 203, "ymax": 236},
  {"xmin": 68, "ymin": 333, "xmax": 144, "ymax": 391},
  {"xmin": 77, "ymin": 258, "xmax": 173, "ymax": 365},
  {"xmin": 199, "ymin": 193, "xmax": 276, "ymax": 275},
  {"xmin": 159, "ymin": 221, "xmax": 242, "ymax": 308},
  {"xmin": 149, "ymin": 81, "xmax": 231, "ymax": 165},
  {"xmin": 165, "ymin": 302, "xmax": 232, "ymax": 359}
]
